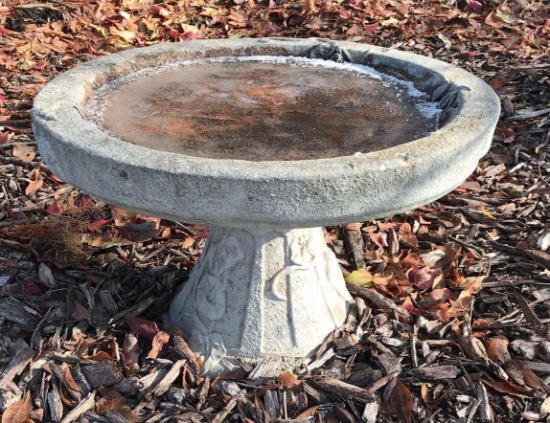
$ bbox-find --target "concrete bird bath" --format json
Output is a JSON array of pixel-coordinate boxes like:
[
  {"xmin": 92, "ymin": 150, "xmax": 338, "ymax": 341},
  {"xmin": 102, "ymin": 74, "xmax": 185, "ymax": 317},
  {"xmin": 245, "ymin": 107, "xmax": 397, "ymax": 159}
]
[{"xmin": 32, "ymin": 38, "xmax": 500, "ymax": 375}]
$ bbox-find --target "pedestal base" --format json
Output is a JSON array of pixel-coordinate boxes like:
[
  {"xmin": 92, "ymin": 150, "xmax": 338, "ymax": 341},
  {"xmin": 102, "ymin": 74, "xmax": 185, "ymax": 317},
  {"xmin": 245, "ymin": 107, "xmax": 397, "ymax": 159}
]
[{"xmin": 170, "ymin": 226, "xmax": 351, "ymax": 375}]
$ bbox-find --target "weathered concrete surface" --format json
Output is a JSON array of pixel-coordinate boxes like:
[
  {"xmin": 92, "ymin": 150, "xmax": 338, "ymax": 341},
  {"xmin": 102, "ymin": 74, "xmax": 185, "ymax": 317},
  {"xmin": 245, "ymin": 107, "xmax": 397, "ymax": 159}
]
[
  {"xmin": 32, "ymin": 38, "xmax": 500, "ymax": 230},
  {"xmin": 170, "ymin": 226, "xmax": 351, "ymax": 375},
  {"xmin": 32, "ymin": 38, "xmax": 500, "ymax": 375}
]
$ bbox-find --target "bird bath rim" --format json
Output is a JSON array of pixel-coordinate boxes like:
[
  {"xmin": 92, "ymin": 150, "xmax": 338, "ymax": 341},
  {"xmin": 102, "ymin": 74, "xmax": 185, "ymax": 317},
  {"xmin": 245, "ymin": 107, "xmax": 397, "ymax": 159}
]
[{"xmin": 31, "ymin": 37, "xmax": 500, "ymax": 228}]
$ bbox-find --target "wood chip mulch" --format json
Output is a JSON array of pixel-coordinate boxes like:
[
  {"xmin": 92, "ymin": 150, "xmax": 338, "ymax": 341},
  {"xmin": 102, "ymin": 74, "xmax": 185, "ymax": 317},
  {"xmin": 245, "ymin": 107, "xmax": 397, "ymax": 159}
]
[{"xmin": 1, "ymin": 0, "xmax": 549, "ymax": 422}]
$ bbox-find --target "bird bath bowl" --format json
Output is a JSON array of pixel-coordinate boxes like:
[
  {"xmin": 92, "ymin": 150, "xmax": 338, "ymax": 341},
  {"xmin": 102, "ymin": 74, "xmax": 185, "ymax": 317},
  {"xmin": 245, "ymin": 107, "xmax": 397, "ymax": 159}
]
[{"xmin": 32, "ymin": 38, "xmax": 500, "ymax": 375}]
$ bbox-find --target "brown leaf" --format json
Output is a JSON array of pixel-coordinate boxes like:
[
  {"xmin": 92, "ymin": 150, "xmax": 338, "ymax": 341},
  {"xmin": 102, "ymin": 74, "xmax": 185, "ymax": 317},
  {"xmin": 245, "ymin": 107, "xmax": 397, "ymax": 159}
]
[
  {"xmin": 2, "ymin": 391, "xmax": 32, "ymax": 423},
  {"xmin": 448, "ymin": 291, "xmax": 473, "ymax": 318},
  {"xmin": 369, "ymin": 231, "xmax": 388, "ymax": 248},
  {"xmin": 420, "ymin": 383, "xmax": 447, "ymax": 409},
  {"xmin": 460, "ymin": 276, "xmax": 484, "ymax": 294},
  {"xmin": 25, "ymin": 178, "xmax": 43, "ymax": 196},
  {"xmin": 96, "ymin": 387, "xmax": 126, "ymax": 414},
  {"xmin": 279, "ymin": 371, "xmax": 301, "ymax": 389},
  {"xmin": 484, "ymin": 335, "xmax": 511, "ymax": 364},
  {"xmin": 12, "ymin": 144, "xmax": 36, "ymax": 162},
  {"xmin": 147, "ymin": 331, "xmax": 170, "ymax": 359},
  {"xmin": 504, "ymin": 360, "xmax": 544, "ymax": 391},
  {"xmin": 64, "ymin": 367, "xmax": 82, "ymax": 392},
  {"xmin": 390, "ymin": 379, "xmax": 412, "ymax": 423},
  {"xmin": 398, "ymin": 223, "xmax": 418, "ymax": 247},
  {"xmin": 296, "ymin": 405, "xmax": 318, "ymax": 418},
  {"xmin": 482, "ymin": 379, "xmax": 531, "ymax": 398}
]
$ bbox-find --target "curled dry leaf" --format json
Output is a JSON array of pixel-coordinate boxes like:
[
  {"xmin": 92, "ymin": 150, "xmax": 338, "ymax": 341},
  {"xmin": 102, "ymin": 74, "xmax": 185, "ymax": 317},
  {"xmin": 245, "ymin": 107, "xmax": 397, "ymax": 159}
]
[
  {"xmin": 369, "ymin": 230, "xmax": 388, "ymax": 248},
  {"xmin": 64, "ymin": 367, "xmax": 82, "ymax": 393},
  {"xmin": 484, "ymin": 335, "xmax": 511, "ymax": 364},
  {"xmin": 482, "ymin": 379, "xmax": 531, "ymax": 398},
  {"xmin": 398, "ymin": 222, "xmax": 418, "ymax": 247},
  {"xmin": 2, "ymin": 391, "xmax": 32, "ymax": 423},
  {"xmin": 420, "ymin": 383, "xmax": 448, "ymax": 409},
  {"xmin": 147, "ymin": 330, "xmax": 170, "ymax": 359},
  {"xmin": 25, "ymin": 178, "xmax": 43, "ymax": 196},
  {"xmin": 460, "ymin": 276, "xmax": 484, "ymax": 294},
  {"xmin": 448, "ymin": 290, "xmax": 473, "ymax": 318}
]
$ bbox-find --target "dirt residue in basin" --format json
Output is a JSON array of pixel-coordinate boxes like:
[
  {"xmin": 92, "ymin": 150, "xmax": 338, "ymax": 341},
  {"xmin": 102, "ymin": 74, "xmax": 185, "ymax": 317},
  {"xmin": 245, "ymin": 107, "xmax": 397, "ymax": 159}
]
[{"xmin": 93, "ymin": 59, "xmax": 439, "ymax": 161}]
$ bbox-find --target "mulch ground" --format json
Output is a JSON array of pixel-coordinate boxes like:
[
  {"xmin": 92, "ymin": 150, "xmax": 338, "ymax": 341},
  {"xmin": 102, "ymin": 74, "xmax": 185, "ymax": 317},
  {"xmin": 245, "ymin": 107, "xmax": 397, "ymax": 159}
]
[{"xmin": 1, "ymin": 0, "xmax": 549, "ymax": 422}]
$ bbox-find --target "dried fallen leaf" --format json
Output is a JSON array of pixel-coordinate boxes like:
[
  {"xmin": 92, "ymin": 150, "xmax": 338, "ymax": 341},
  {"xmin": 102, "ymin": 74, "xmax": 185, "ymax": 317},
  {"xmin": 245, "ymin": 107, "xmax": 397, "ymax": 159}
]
[
  {"xmin": 25, "ymin": 178, "xmax": 43, "ymax": 196},
  {"xmin": 279, "ymin": 371, "xmax": 301, "ymax": 389},
  {"xmin": 21, "ymin": 279, "xmax": 43, "ymax": 295},
  {"xmin": 482, "ymin": 379, "xmax": 531, "ymax": 398},
  {"xmin": 73, "ymin": 301, "xmax": 91, "ymax": 321},
  {"xmin": 390, "ymin": 379, "xmax": 412, "ymax": 423},
  {"xmin": 408, "ymin": 267, "xmax": 443, "ymax": 290},
  {"xmin": 504, "ymin": 360, "xmax": 544, "ymax": 391},
  {"xmin": 12, "ymin": 143, "xmax": 36, "ymax": 162},
  {"xmin": 460, "ymin": 276, "xmax": 484, "ymax": 294},
  {"xmin": 147, "ymin": 331, "xmax": 170, "ymax": 359},
  {"xmin": 125, "ymin": 316, "xmax": 159, "ymax": 341},
  {"xmin": 64, "ymin": 367, "xmax": 82, "ymax": 393},
  {"xmin": 398, "ymin": 223, "xmax": 418, "ymax": 247},
  {"xmin": 0, "ymin": 131, "xmax": 11, "ymax": 144},
  {"xmin": 296, "ymin": 406, "xmax": 318, "ymax": 418},
  {"xmin": 2, "ymin": 391, "xmax": 32, "ymax": 423},
  {"xmin": 448, "ymin": 290, "xmax": 473, "ymax": 318},
  {"xmin": 346, "ymin": 268, "xmax": 375, "ymax": 288},
  {"xmin": 96, "ymin": 387, "xmax": 126, "ymax": 414},
  {"xmin": 420, "ymin": 383, "xmax": 447, "ymax": 409},
  {"xmin": 484, "ymin": 335, "xmax": 511, "ymax": 364}
]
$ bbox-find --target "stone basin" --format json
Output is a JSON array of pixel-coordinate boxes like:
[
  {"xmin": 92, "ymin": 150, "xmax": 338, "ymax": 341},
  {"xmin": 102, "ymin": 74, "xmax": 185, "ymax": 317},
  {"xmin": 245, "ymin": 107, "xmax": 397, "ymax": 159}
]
[{"xmin": 32, "ymin": 38, "xmax": 500, "ymax": 375}]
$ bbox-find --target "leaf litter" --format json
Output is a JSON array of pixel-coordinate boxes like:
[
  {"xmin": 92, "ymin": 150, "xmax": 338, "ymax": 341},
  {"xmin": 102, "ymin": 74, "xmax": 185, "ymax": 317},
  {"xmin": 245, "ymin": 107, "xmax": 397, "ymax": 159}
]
[{"xmin": 0, "ymin": 0, "xmax": 550, "ymax": 422}]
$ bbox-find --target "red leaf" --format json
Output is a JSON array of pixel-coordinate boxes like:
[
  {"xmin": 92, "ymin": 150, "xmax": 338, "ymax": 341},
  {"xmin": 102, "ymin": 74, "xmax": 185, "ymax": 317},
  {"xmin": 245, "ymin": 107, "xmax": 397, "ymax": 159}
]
[
  {"xmin": 409, "ymin": 267, "xmax": 443, "ymax": 289},
  {"xmin": 427, "ymin": 288, "xmax": 453, "ymax": 302},
  {"xmin": 465, "ymin": 0, "xmax": 483, "ymax": 13},
  {"xmin": 90, "ymin": 219, "xmax": 111, "ymax": 228},
  {"xmin": 125, "ymin": 316, "xmax": 159, "ymax": 340},
  {"xmin": 46, "ymin": 204, "xmax": 62, "ymax": 215},
  {"xmin": 73, "ymin": 301, "xmax": 90, "ymax": 321},
  {"xmin": 0, "ymin": 25, "xmax": 14, "ymax": 35},
  {"xmin": 21, "ymin": 279, "xmax": 43, "ymax": 295},
  {"xmin": 0, "ymin": 131, "xmax": 11, "ymax": 145}
]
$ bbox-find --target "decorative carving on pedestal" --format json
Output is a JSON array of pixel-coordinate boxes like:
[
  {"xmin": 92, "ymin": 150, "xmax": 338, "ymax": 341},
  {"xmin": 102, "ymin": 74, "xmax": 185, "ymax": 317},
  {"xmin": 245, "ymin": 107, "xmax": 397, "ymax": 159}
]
[{"xmin": 170, "ymin": 226, "xmax": 351, "ymax": 375}]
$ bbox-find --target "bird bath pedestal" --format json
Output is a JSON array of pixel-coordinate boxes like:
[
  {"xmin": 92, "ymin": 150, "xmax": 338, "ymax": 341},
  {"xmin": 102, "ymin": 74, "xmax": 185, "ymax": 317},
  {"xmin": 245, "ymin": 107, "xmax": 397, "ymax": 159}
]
[{"xmin": 32, "ymin": 38, "xmax": 500, "ymax": 375}]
